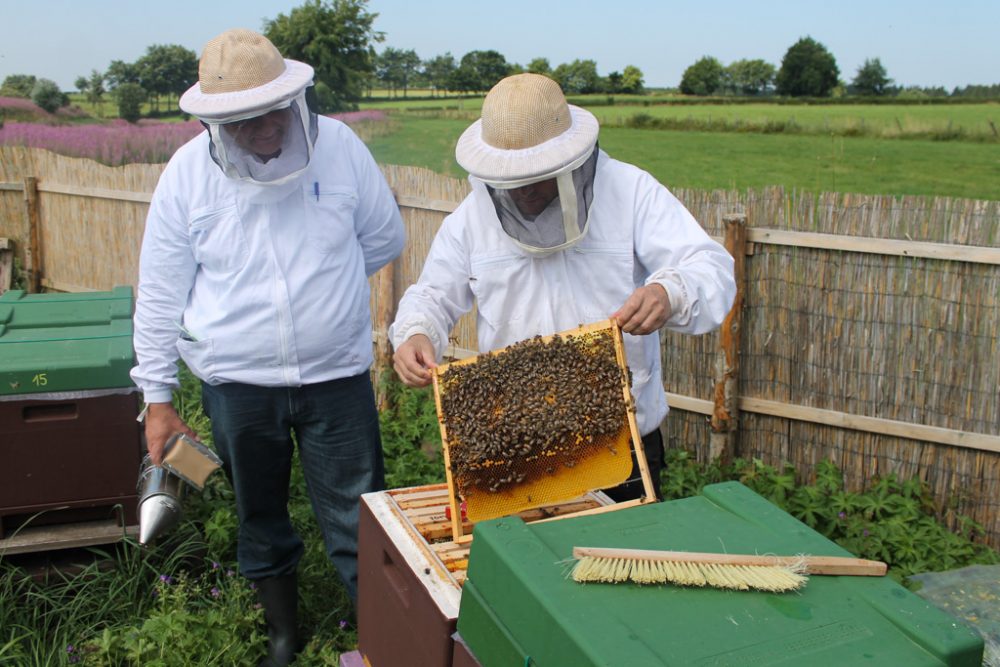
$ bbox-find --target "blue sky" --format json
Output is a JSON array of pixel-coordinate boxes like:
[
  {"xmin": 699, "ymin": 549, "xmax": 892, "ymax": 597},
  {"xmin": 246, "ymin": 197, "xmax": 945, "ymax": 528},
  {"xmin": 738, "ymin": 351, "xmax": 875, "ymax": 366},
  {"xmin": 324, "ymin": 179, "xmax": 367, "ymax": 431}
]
[{"xmin": 3, "ymin": 0, "xmax": 996, "ymax": 92}]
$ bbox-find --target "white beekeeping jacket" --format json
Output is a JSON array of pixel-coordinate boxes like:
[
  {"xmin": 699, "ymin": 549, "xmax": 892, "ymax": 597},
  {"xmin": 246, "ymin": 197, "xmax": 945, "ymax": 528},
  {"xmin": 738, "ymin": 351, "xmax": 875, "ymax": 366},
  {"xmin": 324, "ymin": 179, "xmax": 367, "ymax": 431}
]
[
  {"xmin": 131, "ymin": 116, "xmax": 405, "ymax": 403},
  {"xmin": 391, "ymin": 151, "xmax": 735, "ymax": 435}
]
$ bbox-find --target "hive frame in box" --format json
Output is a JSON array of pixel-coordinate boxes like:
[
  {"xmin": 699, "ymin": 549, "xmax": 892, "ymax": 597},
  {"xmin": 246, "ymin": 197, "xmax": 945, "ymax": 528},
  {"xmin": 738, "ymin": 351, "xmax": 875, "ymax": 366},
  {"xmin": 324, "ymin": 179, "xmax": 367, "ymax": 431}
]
[{"xmin": 432, "ymin": 319, "xmax": 657, "ymax": 543}]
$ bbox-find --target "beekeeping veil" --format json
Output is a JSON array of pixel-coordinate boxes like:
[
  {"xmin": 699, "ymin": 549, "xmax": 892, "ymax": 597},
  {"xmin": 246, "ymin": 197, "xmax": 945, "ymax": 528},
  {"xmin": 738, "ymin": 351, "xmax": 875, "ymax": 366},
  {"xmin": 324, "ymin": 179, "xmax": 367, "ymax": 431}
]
[
  {"xmin": 455, "ymin": 73, "xmax": 600, "ymax": 255},
  {"xmin": 179, "ymin": 28, "xmax": 318, "ymax": 185}
]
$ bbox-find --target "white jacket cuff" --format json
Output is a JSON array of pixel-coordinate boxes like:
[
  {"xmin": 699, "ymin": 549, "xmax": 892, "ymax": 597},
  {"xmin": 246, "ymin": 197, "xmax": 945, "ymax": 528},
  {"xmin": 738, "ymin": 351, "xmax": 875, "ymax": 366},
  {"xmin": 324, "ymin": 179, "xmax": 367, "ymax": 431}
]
[
  {"xmin": 389, "ymin": 319, "xmax": 443, "ymax": 357},
  {"xmin": 141, "ymin": 386, "xmax": 175, "ymax": 404},
  {"xmin": 648, "ymin": 270, "xmax": 692, "ymax": 328}
]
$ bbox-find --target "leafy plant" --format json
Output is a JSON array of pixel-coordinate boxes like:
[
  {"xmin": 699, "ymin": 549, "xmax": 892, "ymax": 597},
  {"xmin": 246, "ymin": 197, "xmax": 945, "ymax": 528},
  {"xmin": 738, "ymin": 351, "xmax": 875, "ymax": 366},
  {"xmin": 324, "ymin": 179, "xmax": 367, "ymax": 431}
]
[
  {"xmin": 660, "ymin": 449, "xmax": 1000, "ymax": 584},
  {"xmin": 377, "ymin": 371, "xmax": 446, "ymax": 489},
  {"xmin": 78, "ymin": 562, "xmax": 265, "ymax": 666}
]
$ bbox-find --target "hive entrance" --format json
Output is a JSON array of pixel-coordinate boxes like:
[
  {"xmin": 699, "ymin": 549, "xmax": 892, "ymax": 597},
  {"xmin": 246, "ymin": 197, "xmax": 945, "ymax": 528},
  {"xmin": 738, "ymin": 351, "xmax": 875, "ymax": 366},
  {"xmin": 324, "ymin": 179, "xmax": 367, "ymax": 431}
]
[{"xmin": 433, "ymin": 320, "xmax": 648, "ymax": 537}]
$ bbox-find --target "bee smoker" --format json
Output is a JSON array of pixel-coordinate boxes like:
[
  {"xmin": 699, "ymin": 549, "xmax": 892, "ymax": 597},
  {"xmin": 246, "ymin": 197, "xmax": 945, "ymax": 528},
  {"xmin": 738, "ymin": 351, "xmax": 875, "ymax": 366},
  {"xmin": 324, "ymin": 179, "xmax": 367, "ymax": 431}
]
[{"xmin": 136, "ymin": 455, "xmax": 186, "ymax": 546}]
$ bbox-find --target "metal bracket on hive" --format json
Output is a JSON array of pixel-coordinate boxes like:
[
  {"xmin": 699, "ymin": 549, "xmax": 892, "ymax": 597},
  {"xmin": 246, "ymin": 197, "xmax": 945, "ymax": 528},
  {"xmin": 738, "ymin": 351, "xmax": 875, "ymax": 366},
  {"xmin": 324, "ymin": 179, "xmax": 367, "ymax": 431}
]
[{"xmin": 432, "ymin": 319, "xmax": 657, "ymax": 543}]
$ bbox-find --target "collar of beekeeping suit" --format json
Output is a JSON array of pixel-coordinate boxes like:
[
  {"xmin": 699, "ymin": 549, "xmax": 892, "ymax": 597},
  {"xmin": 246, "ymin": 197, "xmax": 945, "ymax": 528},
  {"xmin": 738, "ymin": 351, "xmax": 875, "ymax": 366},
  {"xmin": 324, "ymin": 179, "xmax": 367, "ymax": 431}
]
[
  {"xmin": 179, "ymin": 28, "xmax": 318, "ymax": 186},
  {"xmin": 455, "ymin": 73, "xmax": 600, "ymax": 256}
]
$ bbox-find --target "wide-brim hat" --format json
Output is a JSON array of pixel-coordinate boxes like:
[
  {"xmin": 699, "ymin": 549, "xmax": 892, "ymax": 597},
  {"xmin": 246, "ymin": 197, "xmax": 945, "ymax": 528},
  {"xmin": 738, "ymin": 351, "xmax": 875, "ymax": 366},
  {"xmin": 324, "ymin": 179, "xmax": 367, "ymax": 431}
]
[
  {"xmin": 455, "ymin": 73, "xmax": 599, "ymax": 186},
  {"xmin": 179, "ymin": 28, "xmax": 314, "ymax": 122}
]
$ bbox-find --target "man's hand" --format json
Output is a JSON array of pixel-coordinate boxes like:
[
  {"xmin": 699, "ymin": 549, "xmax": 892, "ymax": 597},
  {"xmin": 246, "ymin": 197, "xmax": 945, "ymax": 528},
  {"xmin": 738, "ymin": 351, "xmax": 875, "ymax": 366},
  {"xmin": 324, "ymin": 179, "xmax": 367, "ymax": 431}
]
[
  {"xmin": 393, "ymin": 334, "xmax": 438, "ymax": 387},
  {"xmin": 612, "ymin": 284, "xmax": 671, "ymax": 335},
  {"xmin": 144, "ymin": 402, "xmax": 198, "ymax": 465}
]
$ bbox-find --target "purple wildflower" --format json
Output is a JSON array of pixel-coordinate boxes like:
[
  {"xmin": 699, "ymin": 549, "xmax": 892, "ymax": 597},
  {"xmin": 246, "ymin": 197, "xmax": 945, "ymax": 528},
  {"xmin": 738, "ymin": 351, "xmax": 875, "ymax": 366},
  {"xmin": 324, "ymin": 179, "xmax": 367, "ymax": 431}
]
[
  {"xmin": 863, "ymin": 529, "xmax": 870, "ymax": 537},
  {"xmin": 212, "ymin": 561, "xmax": 221, "ymax": 570},
  {"xmin": 159, "ymin": 574, "xmax": 173, "ymax": 585},
  {"xmin": 0, "ymin": 96, "xmax": 49, "ymax": 114},
  {"xmin": 339, "ymin": 620, "xmax": 348, "ymax": 629},
  {"xmin": 66, "ymin": 644, "xmax": 75, "ymax": 653},
  {"xmin": 838, "ymin": 511, "xmax": 846, "ymax": 519},
  {"xmin": 329, "ymin": 110, "xmax": 387, "ymax": 125},
  {"xmin": 69, "ymin": 656, "xmax": 80, "ymax": 664},
  {"xmin": 211, "ymin": 587, "xmax": 221, "ymax": 598},
  {"xmin": 0, "ymin": 119, "xmax": 203, "ymax": 165},
  {"xmin": 226, "ymin": 569, "xmax": 235, "ymax": 577}
]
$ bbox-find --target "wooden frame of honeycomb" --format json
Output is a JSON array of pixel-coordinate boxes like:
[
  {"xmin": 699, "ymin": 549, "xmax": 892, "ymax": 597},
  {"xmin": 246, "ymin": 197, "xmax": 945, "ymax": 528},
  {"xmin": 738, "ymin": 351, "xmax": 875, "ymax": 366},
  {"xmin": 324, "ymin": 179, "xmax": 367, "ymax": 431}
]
[{"xmin": 432, "ymin": 319, "xmax": 656, "ymax": 542}]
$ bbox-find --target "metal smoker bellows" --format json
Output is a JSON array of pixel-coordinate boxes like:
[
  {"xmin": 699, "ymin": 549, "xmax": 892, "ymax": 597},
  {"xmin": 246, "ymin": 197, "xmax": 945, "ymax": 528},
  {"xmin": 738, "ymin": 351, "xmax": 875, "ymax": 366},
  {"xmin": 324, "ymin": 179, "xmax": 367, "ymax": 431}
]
[
  {"xmin": 136, "ymin": 455, "xmax": 185, "ymax": 546},
  {"xmin": 136, "ymin": 433, "xmax": 223, "ymax": 546}
]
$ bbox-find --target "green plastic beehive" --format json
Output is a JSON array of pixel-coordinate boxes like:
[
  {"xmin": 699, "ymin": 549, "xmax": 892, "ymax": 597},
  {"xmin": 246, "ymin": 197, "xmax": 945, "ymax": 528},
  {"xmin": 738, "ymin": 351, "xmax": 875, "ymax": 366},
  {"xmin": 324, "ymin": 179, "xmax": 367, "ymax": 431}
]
[
  {"xmin": 458, "ymin": 482, "xmax": 984, "ymax": 667},
  {"xmin": 0, "ymin": 286, "xmax": 135, "ymax": 396}
]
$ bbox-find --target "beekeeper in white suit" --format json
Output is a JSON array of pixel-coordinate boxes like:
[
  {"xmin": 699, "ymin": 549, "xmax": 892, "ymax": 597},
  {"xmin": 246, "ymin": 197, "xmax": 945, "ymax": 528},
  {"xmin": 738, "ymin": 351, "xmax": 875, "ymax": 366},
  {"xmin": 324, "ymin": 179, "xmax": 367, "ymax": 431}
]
[
  {"xmin": 130, "ymin": 28, "xmax": 404, "ymax": 667},
  {"xmin": 391, "ymin": 73, "xmax": 735, "ymax": 501}
]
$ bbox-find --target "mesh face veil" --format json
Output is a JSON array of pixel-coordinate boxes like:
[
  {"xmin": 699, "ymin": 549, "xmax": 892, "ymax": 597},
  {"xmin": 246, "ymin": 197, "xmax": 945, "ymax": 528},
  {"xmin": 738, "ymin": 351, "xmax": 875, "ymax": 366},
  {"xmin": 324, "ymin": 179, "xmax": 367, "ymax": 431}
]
[
  {"xmin": 204, "ymin": 88, "xmax": 318, "ymax": 185},
  {"xmin": 485, "ymin": 145, "xmax": 598, "ymax": 256},
  {"xmin": 179, "ymin": 29, "xmax": 319, "ymax": 186},
  {"xmin": 455, "ymin": 73, "xmax": 601, "ymax": 256}
]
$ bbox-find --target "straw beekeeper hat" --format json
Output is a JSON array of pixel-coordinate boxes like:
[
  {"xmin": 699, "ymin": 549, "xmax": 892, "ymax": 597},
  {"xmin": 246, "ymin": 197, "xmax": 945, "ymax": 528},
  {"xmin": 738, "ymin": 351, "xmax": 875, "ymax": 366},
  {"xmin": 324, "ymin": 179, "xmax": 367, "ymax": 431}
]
[
  {"xmin": 179, "ymin": 28, "xmax": 314, "ymax": 121},
  {"xmin": 455, "ymin": 73, "xmax": 599, "ymax": 185}
]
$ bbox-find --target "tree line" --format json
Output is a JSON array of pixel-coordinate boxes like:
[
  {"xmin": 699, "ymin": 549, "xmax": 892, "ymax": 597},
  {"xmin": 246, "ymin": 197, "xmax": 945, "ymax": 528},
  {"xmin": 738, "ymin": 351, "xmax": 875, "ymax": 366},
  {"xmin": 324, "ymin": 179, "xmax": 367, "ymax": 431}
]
[
  {"xmin": 1, "ymin": 1, "xmax": 996, "ymax": 124},
  {"xmin": 676, "ymin": 35, "xmax": 994, "ymax": 100},
  {"xmin": 373, "ymin": 49, "xmax": 644, "ymax": 98}
]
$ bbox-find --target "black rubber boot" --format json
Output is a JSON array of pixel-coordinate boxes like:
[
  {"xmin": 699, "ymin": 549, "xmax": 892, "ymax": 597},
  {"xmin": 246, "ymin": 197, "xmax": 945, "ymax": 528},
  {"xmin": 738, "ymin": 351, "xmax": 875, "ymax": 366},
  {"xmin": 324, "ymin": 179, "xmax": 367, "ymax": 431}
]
[{"xmin": 256, "ymin": 573, "xmax": 298, "ymax": 667}]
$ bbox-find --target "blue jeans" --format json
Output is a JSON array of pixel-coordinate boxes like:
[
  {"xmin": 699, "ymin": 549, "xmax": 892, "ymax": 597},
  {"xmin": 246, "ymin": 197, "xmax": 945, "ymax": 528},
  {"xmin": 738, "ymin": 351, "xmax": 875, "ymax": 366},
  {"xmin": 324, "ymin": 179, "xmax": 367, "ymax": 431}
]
[{"xmin": 201, "ymin": 373, "xmax": 384, "ymax": 601}]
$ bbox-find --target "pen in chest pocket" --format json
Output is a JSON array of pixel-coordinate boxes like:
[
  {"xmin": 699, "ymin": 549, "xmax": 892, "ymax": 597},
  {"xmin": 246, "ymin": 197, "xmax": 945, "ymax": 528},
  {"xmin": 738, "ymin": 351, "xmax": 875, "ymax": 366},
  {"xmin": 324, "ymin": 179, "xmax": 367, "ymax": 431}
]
[{"xmin": 314, "ymin": 181, "xmax": 319, "ymax": 201}]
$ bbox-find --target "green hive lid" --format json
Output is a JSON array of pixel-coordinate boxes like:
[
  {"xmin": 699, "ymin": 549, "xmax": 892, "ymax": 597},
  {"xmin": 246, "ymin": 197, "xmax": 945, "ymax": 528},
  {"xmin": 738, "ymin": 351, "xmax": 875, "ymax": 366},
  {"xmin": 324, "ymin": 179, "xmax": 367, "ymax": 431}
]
[
  {"xmin": 458, "ymin": 482, "xmax": 984, "ymax": 667},
  {"xmin": 0, "ymin": 286, "xmax": 135, "ymax": 396}
]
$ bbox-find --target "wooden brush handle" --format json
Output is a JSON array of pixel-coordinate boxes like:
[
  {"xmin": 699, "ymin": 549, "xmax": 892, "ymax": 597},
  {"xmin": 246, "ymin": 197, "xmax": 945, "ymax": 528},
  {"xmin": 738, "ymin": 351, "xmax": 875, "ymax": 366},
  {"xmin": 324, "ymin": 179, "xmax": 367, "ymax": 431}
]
[{"xmin": 572, "ymin": 546, "xmax": 887, "ymax": 576}]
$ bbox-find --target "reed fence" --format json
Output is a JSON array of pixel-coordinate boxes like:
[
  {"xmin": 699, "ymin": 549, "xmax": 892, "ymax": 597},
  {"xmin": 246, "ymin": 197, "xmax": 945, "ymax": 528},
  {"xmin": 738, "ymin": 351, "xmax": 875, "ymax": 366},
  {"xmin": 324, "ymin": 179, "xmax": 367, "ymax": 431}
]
[{"xmin": 2, "ymin": 145, "xmax": 998, "ymax": 547}]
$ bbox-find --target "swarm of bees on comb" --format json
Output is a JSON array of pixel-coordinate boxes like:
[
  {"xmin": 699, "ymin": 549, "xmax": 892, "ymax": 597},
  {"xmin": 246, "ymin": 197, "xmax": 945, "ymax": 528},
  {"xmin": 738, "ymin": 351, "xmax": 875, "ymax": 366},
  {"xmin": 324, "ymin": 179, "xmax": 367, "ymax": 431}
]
[{"xmin": 437, "ymin": 329, "xmax": 631, "ymax": 498}]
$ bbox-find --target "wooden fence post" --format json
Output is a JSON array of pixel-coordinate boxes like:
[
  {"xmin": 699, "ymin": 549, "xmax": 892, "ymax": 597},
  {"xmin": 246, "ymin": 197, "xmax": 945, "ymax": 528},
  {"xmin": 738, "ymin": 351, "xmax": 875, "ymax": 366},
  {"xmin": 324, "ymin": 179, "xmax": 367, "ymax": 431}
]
[
  {"xmin": 710, "ymin": 213, "xmax": 747, "ymax": 463},
  {"xmin": 373, "ymin": 260, "xmax": 396, "ymax": 410},
  {"xmin": 23, "ymin": 176, "xmax": 42, "ymax": 293}
]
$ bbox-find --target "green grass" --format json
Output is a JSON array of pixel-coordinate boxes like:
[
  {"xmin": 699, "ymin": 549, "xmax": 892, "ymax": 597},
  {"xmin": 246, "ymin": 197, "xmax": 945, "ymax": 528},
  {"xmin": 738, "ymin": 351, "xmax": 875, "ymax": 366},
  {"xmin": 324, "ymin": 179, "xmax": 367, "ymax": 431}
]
[
  {"xmin": 361, "ymin": 98, "xmax": 1000, "ymax": 141},
  {"xmin": 65, "ymin": 92, "xmax": 190, "ymax": 123},
  {"xmin": 591, "ymin": 102, "xmax": 1000, "ymax": 140},
  {"xmin": 363, "ymin": 115, "xmax": 1000, "ymax": 200}
]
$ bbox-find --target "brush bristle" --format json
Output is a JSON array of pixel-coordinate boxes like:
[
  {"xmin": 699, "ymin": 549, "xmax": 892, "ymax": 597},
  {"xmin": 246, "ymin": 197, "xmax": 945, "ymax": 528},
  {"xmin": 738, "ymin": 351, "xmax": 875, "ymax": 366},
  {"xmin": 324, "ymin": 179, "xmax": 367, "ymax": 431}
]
[{"xmin": 571, "ymin": 556, "xmax": 807, "ymax": 592}]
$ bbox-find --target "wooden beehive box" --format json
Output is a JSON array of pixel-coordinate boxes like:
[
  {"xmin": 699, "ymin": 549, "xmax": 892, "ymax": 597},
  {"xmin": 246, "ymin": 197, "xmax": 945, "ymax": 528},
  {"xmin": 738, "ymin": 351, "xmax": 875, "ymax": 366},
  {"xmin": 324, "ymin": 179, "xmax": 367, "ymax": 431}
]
[{"xmin": 357, "ymin": 483, "xmax": 611, "ymax": 667}]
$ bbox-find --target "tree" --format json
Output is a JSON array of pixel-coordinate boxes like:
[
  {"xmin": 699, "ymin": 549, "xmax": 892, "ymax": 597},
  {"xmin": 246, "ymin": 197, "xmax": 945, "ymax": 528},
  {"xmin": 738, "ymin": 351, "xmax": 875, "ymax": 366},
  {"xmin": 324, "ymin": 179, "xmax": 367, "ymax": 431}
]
[
  {"xmin": 31, "ymin": 78, "xmax": 67, "ymax": 113},
  {"xmin": 394, "ymin": 48, "xmax": 421, "ymax": 97},
  {"xmin": 776, "ymin": 36, "xmax": 839, "ymax": 97},
  {"xmin": 75, "ymin": 69, "xmax": 107, "ymax": 116},
  {"xmin": 265, "ymin": 0, "xmax": 384, "ymax": 112},
  {"xmin": 450, "ymin": 50, "xmax": 510, "ymax": 93},
  {"xmin": 136, "ymin": 44, "xmax": 198, "ymax": 112},
  {"xmin": 552, "ymin": 59, "xmax": 600, "ymax": 94},
  {"xmin": 105, "ymin": 60, "xmax": 141, "ymax": 89},
  {"xmin": 726, "ymin": 58, "xmax": 775, "ymax": 96},
  {"xmin": 423, "ymin": 53, "xmax": 456, "ymax": 96},
  {"xmin": 1, "ymin": 74, "xmax": 37, "ymax": 98},
  {"xmin": 606, "ymin": 71, "xmax": 623, "ymax": 94},
  {"xmin": 851, "ymin": 57, "xmax": 892, "ymax": 96},
  {"xmin": 527, "ymin": 57, "xmax": 551, "ymax": 76},
  {"xmin": 114, "ymin": 82, "xmax": 147, "ymax": 123},
  {"xmin": 679, "ymin": 56, "xmax": 725, "ymax": 96},
  {"xmin": 621, "ymin": 65, "xmax": 644, "ymax": 94}
]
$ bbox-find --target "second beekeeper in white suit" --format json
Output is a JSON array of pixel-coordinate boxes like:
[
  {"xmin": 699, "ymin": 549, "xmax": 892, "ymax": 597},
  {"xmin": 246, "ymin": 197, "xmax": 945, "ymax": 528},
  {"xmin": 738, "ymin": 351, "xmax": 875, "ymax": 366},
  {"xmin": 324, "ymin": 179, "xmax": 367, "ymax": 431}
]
[{"xmin": 390, "ymin": 73, "xmax": 736, "ymax": 500}]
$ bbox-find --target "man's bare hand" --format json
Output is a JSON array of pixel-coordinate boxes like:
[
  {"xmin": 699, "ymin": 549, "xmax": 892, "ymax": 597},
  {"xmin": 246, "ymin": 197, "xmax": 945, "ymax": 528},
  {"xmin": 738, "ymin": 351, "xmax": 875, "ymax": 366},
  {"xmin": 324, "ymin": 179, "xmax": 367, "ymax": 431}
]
[
  {"xmin": 612, "ymin": 284, "xmax": 671, "ymax": 335},
  {"xmin": 144, "ymin": 402, "xmax": 198, "ymax": 465},
  {"xmin": 392, "ymin": 334, "xmax": 438, "ymax": 387}
]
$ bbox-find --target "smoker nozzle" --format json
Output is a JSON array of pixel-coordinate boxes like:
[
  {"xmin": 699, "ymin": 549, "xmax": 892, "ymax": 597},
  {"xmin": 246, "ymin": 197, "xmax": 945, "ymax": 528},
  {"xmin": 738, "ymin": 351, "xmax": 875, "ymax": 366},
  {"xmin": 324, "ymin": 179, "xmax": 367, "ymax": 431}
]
[{"xmin": 136, "ymin": 456, "xmax": 186, "ymax": 546}]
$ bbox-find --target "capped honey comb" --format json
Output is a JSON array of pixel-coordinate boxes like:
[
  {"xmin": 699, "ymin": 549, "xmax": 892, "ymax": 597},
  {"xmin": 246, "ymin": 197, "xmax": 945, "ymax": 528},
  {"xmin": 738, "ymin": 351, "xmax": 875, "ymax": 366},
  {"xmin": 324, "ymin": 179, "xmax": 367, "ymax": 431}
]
[{"xmin": 433, "ymin": 320, "xmax": 640, "ymax": 524}]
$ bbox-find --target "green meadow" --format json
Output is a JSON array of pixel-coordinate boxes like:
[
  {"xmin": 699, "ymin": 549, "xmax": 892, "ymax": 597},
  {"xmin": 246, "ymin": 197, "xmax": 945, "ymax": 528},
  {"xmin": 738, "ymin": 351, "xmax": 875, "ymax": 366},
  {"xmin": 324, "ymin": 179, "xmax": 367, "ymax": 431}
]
[{"xmin": 363, "ymin": 114, "xmax": 1000, "ymax": 200}]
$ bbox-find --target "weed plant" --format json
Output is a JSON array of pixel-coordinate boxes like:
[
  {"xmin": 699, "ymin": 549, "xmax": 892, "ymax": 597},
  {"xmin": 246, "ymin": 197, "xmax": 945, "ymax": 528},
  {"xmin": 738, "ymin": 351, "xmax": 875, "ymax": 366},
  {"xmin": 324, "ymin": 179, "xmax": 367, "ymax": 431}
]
[
  {"xmin": 660, "ymin": 449, "xmax": 1000, "ymax": 583},
  {"xmin": 3, "ymin": 375, "xmax": 995, "ymax": 664}
]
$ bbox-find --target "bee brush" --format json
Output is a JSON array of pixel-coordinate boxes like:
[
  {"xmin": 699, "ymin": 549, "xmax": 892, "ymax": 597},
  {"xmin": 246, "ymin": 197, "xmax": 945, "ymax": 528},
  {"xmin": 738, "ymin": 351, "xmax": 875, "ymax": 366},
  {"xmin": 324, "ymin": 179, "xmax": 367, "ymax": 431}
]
[{"xmin": 570, "ymin": 546, "xmax": 887, "ymax": 593}]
